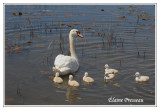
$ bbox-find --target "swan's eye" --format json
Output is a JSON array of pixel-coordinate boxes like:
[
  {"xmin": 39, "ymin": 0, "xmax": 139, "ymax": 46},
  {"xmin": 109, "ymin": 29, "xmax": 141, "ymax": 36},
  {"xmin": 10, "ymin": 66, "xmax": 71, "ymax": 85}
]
[{"xmin": 76, "ymin": 31, "xmax": 80, "ymax": 34}]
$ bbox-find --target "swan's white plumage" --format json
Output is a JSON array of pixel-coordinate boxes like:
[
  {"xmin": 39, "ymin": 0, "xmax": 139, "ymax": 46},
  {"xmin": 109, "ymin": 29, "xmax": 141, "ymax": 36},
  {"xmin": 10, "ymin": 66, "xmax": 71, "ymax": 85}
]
[
  {"xmin": 54, "ymin": 54, "xmax": 79, "ymax": 75},
  {"xmin": 53, "ymin": 29, "xmax": 83, "ymax": 75}
]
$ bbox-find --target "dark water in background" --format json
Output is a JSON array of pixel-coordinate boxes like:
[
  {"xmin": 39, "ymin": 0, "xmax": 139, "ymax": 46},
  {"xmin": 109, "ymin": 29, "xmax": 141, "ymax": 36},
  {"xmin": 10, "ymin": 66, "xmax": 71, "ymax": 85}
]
[{"xmin": 5, "ymin": 5, "xmax": 155, "ymax": 105}]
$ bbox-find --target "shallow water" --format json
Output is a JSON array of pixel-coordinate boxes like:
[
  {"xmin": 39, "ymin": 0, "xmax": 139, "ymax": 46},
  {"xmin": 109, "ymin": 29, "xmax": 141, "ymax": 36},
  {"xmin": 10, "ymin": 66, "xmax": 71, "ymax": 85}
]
[{"xmin": 5, "ymin": 5, "xmax": 155, "ymax": 105}]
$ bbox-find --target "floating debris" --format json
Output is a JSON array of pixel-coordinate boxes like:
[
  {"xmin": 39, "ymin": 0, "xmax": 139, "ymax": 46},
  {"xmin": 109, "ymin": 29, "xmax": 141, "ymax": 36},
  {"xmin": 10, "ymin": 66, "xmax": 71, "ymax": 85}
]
[
  {"xmin": 19, "ymin": 12, "xmax": 22, "ymax": 16},
  {"xmin": 40, "ymin": 10, "xmax": 51, "ymax": 13},
  {"xmin": 84, "ymin": 27, "xmax": 92, "ymax": 31},
  {"xmin": 118, "ymin": 7, "xmax": 125, "ymax": 10},
  {"xmin": 67, "ymin": 24, "xmax": 74, "ymax": 27},
  {"xmin": 129, "ymin": 6, "xmax": 136, "ymax": 8},
  {"xmin": 101, "ymin": 9, "xmax": 104, "ymax": 11},
  {"xmin": 11, "ymin": 13, "xmax": 17, "ymax": 16},
  {"xmin": 5, "ymin": 98, "xmax": 14, "ymax": 103},
  {"xmin": 72, "ymin": 23, "xmax": 81, "ymax": 25},
  {"xmin": 65, "ymin": 13, "xmax": 72, "ymax": 18},
  {"xmin": 98, "ymin": 32, "xmax": 105, "ymax": 36},
  {"xmin": 61, "ymin": 24, "xmax": 66, "ymax": 26},
  {"xmin": 113, "ymin": 83, "xmax": 120, "ymax": 87},
  {"xmin": 26, "ymin": 41, "xmax": 32, "ymax": 44},
  {"xmin": 36, "ymin": 45, "xmax": 46, "ymax": 48},
  {"xmin": 116, "ymin": 16, "xmax": 127, "ymax": 20},
  {"xmin": 5, "ymin": 50, "xmax": 12, "ymax": 54},
  {"xmin": 14, "ymin": 49, "xmax": 22, "ymax": 53},
  {"xmin": 138, "ymin": 14, "xmax": 150, "ymax": 21}
]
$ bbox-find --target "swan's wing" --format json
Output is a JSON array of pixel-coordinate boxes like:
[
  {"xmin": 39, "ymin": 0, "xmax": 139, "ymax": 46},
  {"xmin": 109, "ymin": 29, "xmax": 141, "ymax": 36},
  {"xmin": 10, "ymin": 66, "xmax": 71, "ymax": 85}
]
[{"xmin": 54, "ymin": 54, "xmax": 79, "ymax": 72}]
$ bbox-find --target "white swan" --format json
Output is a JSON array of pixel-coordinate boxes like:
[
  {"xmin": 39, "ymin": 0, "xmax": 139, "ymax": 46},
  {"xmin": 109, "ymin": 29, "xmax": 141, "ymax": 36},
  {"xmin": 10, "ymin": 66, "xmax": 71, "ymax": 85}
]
[
  {"xmin": 104, "ymin": 64, "xmax": 118, "ymax": 74},
  {"xmin": 135, "ymin": 72, "xmax": 149, "ymax": 82},
  {"xmin": 83, "ymin": 72, "xmax": 94, "ymax": 83},
  {"xmin": 68, "ymin": 75, "xmax": 79, "ymax": 87},
  {"xmin": 104, "ymin": 72, "xmax": 115, "ymax": 80},
  {"xmin": 53, "ymin": 29, "xmax": 84, "ymax": 75},
  {"xmin": 53, "ymin": 72, "xmax": 63, "ymax": 83}
]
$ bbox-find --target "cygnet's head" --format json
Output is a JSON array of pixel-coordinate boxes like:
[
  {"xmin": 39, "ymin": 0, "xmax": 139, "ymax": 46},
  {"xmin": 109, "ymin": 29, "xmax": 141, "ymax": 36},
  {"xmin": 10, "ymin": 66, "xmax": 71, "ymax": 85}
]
[
  {"xmin": 84, "ymin": 72, "xmax": 88, "ymax": 77},
  {"xmin": 70, "ymin": 29, "xmax": 84, "ymax": 38},
  {"xmin": 135, "ymin": 72, "xmax": 140, "ymax": 77},
  {"xmin": 55, "ymin": 72, "xmax": 59, "ymax": 77},
  {"xmin": 104, "ymin": 64, "xmax": 109, "ymax": 69},
  {"xmin": 69, "ymin": 75, "xmax": 73, "ymax": 80}
]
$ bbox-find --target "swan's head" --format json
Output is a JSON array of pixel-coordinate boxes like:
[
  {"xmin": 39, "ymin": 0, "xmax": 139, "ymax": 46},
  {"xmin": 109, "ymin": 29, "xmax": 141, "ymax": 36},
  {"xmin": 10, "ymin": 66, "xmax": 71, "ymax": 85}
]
[
  {"xmin": 69, "ymin": 75, "xmax": 73, "ymax": 80},
  {"xmin": 104, "ymin": 64, "xmax": 109, "ymax": 69},
  {"xmin": 55, "ymin": 72, "xmax": 59, "ymax": 77},
  {"xmin": 135, "ymin": 72, "xmax": 140, "ymax": 77},
  {"xmin": 70, "ymin": 29, "xmax": 84, "ymax": 38},
  {"xmin": 84, "ymin": 72, "xmax": 88, "ymax": 77}
]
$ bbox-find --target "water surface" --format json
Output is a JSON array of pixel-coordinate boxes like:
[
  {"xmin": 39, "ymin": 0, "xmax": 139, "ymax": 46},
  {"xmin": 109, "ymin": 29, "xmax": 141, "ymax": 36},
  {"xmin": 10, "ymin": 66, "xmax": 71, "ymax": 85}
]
[{"xmin": 5, "ymin": 5, "xmax": 155, "ymax": 105}]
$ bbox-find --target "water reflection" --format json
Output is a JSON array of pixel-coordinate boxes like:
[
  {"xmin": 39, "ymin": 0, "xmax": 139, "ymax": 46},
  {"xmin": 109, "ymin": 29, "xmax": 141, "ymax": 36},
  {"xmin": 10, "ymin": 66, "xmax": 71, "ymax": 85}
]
[
  {"xmin": 83, "ymin": 81, "xmax": 94, "ymax": 86},
  {"xmin": 66, "ymin": 86, "xmax": 80, "ymax": 102}
]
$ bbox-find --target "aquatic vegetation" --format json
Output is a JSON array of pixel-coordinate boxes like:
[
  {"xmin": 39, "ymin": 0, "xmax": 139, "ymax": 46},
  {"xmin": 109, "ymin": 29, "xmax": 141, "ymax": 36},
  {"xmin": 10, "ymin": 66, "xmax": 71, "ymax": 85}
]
[
  {"xmin": 11, "ymin": 13, "xmax": 17, "ymax": 16},
  {"xmin": 116, "ymin": 16, "xmax": 127, "ymax": 20},
  {"xmin": 101, "ymin": 9, "xmax": 104, "ymax": 11},
  {"xmin": 65, "ymin": 13, "xmax": 72, "ymax": 18},
  {"xmin": 19, "ymin": 12, "xmax": 22, "ymax": 16},
  {"xmin": 113, "ymin": 83, "xmax": 120, "ymax": 87},
  {"xmin": 5, "ymin": 98, "xmax": 14, "ymax": 103}
]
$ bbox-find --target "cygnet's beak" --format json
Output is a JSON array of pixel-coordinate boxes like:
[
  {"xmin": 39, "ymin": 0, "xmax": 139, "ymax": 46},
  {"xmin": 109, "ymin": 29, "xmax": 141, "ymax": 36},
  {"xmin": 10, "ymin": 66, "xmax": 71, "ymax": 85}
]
[{"xmin": 77, "ymin": 31, "xmax": 84, "ymax": 38}]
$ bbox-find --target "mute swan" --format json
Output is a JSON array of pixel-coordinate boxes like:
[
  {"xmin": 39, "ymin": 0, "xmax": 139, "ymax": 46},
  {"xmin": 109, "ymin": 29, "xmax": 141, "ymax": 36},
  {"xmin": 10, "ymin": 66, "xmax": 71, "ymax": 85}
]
[
  {"xmin": 104, "ymin": 72, "xmax": 115, "ymax": 80},
  {"xmin": 68, "ymin": 75, "xmax": 79, "ymax": 87},
  {"xmin": 104, "ymin": 64, "xmax": 118, "ymax": 74},
  {"xmin": 53, "ymin": 29, "xmax": 84, "ymax": 75},
  {"xmin": 53, "ymin": 72, "xmax": 63, "ymax": 83},
  {"xmin": 135, "ymin": 72, "xmax": 149, "ymax": 82},
  {"xmin": 83, "ymin": 72, "xmax": 94, "ymax": 83}
]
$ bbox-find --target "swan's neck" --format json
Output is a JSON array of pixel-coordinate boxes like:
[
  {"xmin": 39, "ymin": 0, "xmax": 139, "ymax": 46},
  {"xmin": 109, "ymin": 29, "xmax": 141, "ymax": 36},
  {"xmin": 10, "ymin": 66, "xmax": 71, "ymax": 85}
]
[{"xmin": 69, "ymin": 33, "xmax": 78, "ymax": 63}]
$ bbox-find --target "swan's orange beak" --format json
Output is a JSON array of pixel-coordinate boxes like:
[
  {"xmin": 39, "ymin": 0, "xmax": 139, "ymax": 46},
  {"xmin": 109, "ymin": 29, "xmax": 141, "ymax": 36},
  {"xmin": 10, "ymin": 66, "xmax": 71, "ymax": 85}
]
[{"xmin": 77, "ymin": 32, "xmax": 84, "ymax": 38}]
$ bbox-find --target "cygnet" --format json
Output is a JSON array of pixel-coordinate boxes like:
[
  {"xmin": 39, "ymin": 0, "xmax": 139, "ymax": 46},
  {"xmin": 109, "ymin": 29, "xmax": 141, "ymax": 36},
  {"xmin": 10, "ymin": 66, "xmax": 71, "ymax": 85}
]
[
  {"xmin": 104, "ymin": 64, "xmax": 118, "ymax": 74},
  {"xmin": 104, "ymin": 72, "xmax": 115, "ymax": 80},
  {"xmin": 53, "ymin": 72, "xmax": 63, "ymax": 83},
  {"xmin": 135, "ymin": 72, "xmax": 149, "ymax": 82},
  {"xmin": 83, "ymin": 72, "xmax": 94, "ymax": 83},
  {"xmin": 68, "ymin": 75, "xmax": 79, "ymax": 87}
]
